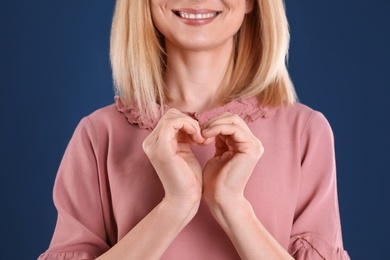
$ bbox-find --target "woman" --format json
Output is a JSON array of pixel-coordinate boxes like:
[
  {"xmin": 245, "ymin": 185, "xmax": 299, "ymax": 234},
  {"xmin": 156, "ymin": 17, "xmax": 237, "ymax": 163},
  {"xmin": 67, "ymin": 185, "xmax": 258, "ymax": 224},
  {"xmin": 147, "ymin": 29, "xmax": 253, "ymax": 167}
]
[{"xmin": 39, "ymin": 0, "xmax": 350, "ymax": 259}]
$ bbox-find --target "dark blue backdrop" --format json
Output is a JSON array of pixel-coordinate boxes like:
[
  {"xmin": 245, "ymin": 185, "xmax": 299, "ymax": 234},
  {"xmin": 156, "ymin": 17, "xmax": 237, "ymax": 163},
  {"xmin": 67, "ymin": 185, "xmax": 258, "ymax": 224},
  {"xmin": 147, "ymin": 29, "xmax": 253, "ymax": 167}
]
[{"xmin": 1, "ymin": 1, "xmax": 389, "ymax": 259}]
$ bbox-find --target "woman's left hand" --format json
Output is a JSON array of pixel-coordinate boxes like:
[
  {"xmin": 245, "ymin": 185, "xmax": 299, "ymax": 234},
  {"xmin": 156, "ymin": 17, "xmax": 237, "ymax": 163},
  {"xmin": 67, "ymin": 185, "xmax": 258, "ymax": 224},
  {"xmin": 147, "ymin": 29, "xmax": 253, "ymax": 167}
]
[
  {"xmin": 201, "ymin": 112, "xmax": 264, "ymax": 207},
  {"xmin": 201, "ymin": 113, "xmax": 293, "ymax": 260}
]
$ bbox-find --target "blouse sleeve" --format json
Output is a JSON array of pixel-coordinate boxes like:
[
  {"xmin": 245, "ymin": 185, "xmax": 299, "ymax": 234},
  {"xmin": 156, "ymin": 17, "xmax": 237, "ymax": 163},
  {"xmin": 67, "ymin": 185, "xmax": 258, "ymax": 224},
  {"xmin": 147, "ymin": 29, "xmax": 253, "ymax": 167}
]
[
  {"xmin": 38, "ymin": 117, "xmax": 110, "ymax": 259},
  {"xmin": 288, "ymin": 111, "xmax": 350, "ymax": 259}
]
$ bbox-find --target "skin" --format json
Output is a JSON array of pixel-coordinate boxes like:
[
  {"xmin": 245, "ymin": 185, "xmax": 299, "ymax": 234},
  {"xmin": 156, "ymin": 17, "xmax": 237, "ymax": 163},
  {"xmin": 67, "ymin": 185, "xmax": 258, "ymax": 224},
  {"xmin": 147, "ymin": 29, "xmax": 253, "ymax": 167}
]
[{"xmin": 98, "ymin": 0, "xmax": 294, "ymax": 259}]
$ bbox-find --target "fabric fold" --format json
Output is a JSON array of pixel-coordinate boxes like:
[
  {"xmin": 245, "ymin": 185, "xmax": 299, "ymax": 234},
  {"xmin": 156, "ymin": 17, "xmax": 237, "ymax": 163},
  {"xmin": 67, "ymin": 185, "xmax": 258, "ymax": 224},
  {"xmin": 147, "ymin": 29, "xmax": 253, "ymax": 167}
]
[
  {"xmin": 289, "ymin": 233, "xmax": 350, "ymax": 260},
  {"xmin": 38, "ymin": 251, "xmax": 97, "ymax": 260},
  {"xmin": 114, "ymin": 96, "xmax": 278, "ymax": 130}
]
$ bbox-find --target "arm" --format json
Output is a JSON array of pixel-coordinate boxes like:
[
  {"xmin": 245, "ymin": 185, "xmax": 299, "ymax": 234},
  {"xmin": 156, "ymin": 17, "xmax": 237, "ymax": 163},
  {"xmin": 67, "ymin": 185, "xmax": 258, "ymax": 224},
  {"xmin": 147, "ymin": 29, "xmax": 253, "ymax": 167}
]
[
  {"xmin": 288, "ymin": 111, "xmax": 349, "ymax": 259},
  {"xmin": 39, "ymin": 118, "xmax": 111, "ymax": 260},
  {"xmin": 96, "ymin": 198, "xmax": 198, "ymax": 259},
  {"xmin": 202, "ymin": 113, "xmax": 293, "ymax": 260},
  {"xmin": 98, "ymin": 108, "xmax": 207, "ymax": 259},
  {"xmin": 40, "ymin": 110, "xmax": 207, "ymax": 259},
  {"xmin": 201, "ymin": 111, "xmax": 349, "ymax": 260},
  {"xmin": 209, "ymin": 196, "xmax": 293, "ymax": 260}
]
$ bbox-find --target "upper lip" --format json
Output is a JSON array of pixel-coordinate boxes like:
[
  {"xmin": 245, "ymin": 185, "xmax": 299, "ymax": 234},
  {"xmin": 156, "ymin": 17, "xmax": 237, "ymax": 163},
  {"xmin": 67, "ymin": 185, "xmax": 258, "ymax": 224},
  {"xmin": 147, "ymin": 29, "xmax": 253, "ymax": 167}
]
[{"xmin": 172, "ymin": 8, "xmax": 222, "ymax": 14}]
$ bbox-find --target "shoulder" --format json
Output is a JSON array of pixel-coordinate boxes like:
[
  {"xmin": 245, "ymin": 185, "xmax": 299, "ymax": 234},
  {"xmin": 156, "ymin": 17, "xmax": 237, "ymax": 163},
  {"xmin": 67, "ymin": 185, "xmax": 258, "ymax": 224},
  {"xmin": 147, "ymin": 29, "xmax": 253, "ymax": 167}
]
[
  {"xmin": 282, "ymin": 103, "xmax": 334, "ymax": 144},
  {"xmin": 277, "ymin": 102, "xmax": 315, "ymax": 120},
  {"xmin": 69, "ymin": 103, "xmax": 149, "ymax": 159},
  {"xmin": 77, "ymin": 103, "xmax": 129, "ymax": 131},
  {"xmin": 86, "ymin": 103, "xmax": 125, "ymax": 125},
  {"xmin": 276, "ymin": 102, "xmax": 331, "ymax": 131},
  {"xmin": 260, "ymin": 102, "xmax": 334, "ymax": 143},
  {"xmin": 71, "ymin": 103, "xmax": 134, "ymax": 144}
]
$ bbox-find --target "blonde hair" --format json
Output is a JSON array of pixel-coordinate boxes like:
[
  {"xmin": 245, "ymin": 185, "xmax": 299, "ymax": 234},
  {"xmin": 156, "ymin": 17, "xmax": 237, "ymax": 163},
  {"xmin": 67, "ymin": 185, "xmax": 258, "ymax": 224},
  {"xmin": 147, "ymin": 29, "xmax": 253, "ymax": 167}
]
[{"xmin": 110, "ymin": 0, "xmax": 296, "ymax": 119}]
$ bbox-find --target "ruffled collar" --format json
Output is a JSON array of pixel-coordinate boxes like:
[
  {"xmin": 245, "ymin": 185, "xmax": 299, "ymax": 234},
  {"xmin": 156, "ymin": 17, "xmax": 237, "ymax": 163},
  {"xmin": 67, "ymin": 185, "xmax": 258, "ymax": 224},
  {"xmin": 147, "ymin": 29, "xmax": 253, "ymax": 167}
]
[{"xmin": 115, "ymin": 96, "xmax": 278, "ymax": 130}]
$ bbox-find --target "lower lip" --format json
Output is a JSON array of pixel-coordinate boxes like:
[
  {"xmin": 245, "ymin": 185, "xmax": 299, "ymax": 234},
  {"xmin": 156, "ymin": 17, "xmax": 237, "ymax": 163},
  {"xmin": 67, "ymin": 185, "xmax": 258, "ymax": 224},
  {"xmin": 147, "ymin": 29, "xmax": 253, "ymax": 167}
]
[{"xmin": 176, "ymin": 14, "xmax": 219, "ymax": 26}]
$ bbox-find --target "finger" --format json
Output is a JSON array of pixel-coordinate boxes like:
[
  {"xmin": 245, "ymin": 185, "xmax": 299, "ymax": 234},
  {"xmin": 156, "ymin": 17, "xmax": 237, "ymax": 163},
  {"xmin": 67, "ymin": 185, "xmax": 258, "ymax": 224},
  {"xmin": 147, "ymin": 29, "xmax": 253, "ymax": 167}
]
[
  {"xmin": 200, "ymin": 136, "xmax": 215, "ymax": 146},
  {"xmin": 178, "ymin": 119, "xmax": 206, "ymax": 144},
  {"xmin": 202, "ymin": 123, "xmax": 248, "ymax": 143},
  {"xmin": 166, "ymin": 109, "xmax": 207, "ymax": 144},
  {"xmin": 202, "ymin": 112, "xmax": 235, "ymax": 129},
  {"xmin": 158, "ymin": 110, "xmax": 205, "ymax": 144},
  {"xmin": 162, "ymin": 119, "xmax": 201, "ymax": 142},
  {"xmin": 203, "ymin": 113, "xmax": 249, "ymax": 131}
]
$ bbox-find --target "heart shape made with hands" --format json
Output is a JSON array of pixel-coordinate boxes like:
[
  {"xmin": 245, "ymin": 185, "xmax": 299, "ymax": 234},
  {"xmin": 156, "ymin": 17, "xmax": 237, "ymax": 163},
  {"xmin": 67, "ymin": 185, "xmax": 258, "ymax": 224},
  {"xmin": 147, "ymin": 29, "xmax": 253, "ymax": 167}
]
[
  {"xmin": 144, "ymin": 109, "xmax": 262, "ymax": 167},
  {"xmin": 143, "ymin": 109, "xmax": 263, "ymax": 206}
]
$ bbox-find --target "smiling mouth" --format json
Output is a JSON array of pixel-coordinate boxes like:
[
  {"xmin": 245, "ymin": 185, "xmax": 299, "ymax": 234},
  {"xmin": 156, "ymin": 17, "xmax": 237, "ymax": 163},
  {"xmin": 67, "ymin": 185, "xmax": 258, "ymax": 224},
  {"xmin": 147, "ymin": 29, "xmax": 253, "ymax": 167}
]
[{"xmin": 173, "ymin": 10, "xmax": 221, "ymax": 20}]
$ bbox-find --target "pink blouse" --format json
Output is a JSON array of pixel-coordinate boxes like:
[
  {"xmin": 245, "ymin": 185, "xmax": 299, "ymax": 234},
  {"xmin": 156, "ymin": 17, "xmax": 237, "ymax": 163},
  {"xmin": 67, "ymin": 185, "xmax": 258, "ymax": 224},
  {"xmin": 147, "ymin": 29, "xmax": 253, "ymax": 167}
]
[{"xmin": 39, "ymin": 97, "xmax": 350, "ymax": 259}]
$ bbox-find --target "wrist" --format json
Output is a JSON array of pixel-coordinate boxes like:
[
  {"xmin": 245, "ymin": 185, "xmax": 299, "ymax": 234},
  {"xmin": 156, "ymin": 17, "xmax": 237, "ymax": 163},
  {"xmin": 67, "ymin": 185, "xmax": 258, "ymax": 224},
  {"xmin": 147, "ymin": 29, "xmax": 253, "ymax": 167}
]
[
  {"xmin": 207, "ymin": 197, "xmax": 259, "ymax": 246},
  {"xmin": 204, "ymin": 190, "xmax": 246, "ymax": 210},
  {"xmin": 206, "ymin": 194, "xmax": 251, "ymax": 221},
  {"xmin": 160, "ymin": 197, "xmax": 200, "ymax": 223}
]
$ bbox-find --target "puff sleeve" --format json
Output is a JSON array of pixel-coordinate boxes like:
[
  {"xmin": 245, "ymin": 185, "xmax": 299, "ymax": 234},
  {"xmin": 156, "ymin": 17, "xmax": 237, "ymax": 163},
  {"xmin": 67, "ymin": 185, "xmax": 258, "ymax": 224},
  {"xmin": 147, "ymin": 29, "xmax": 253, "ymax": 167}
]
[
  {"xmin": 38, "ymin": 118, "xmax": 110, "ymax": 259},
  {"xmin": 288, "ymin": 111, "xmax": 350, "ymax": 259}
]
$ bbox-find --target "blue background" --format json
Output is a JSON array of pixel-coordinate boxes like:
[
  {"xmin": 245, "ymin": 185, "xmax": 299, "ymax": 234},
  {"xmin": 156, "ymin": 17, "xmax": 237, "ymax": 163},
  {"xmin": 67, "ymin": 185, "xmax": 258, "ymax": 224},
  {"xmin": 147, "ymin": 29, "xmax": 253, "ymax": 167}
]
[{"xmin": 1, "ymin": 0, "xmax": 389, "ymax": 259}]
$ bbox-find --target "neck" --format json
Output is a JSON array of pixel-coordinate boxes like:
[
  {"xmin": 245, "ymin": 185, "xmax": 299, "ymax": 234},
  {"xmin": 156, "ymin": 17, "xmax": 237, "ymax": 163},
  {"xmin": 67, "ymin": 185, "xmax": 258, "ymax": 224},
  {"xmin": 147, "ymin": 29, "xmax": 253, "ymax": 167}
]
[{"xmin": 164, "ymin": 41, "xmax": 233, "ymax": 112}]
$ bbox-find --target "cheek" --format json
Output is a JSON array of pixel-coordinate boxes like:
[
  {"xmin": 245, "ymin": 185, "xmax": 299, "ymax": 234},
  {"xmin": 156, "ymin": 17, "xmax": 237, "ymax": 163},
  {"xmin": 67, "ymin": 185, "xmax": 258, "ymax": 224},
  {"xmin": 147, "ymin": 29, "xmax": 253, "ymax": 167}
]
[
  {"xmin": 149, "ymin": 2, "xmax": 172, "ymax": 36},
  {"xmin": 151, "ymin": 16, "xmax": 169, "ymax": 41}
]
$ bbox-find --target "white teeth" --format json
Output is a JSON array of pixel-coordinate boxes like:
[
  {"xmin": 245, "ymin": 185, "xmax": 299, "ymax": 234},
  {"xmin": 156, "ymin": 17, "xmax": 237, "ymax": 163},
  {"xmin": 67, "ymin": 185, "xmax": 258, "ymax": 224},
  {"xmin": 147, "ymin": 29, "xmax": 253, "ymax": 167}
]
[{"xmin": 178, "ymin": 11, "xmax": 218, "ymax": 19}]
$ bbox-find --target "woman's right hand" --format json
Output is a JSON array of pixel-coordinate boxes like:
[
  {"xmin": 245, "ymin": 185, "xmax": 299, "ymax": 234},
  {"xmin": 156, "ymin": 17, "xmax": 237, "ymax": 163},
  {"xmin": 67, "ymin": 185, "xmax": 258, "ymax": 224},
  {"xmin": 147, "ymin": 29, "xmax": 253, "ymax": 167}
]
[
  {"xmin": 97, "ymin": 110, "xmax": 209, "ymax": 259},
  {"xmin": 143, "ymin": 108, "xmax": 207, "ymax": 208}
]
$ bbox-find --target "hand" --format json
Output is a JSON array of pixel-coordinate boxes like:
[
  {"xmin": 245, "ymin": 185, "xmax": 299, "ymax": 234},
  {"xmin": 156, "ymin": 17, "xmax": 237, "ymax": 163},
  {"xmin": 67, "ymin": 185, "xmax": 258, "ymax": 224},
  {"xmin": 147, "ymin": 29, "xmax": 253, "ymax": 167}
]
[
  {"xmin": 201, "ymin": 113, "xmax": 264, "ymax": 206},
  {"xmin": 143, "ymin": 108, "xmax": 207, "ymax": 207}
]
